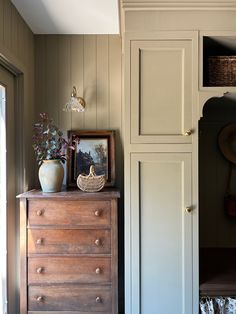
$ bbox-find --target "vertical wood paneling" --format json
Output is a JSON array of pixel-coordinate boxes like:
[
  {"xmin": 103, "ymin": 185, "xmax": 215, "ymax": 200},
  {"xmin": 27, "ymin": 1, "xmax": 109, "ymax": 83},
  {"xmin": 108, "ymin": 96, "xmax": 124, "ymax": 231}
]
[
  {"xmin": 109, "ymin": 36, "xmax": 122, "ymax": 131},
  {"xmin": 108, "ymin": 36, "xmax": 123, "ymax": 194},
  {"xmin": 35, "ymin": 36, "xmax": 46, "ymax": 117},
  {"xmin": 46, "ymin": 35, "xmax": 59, "ymax": 124},
  {"xmin": 71, "ymin": 35, "xmax": 84, "ymax": 130},
  {"xmin": 0, "ymin": 0, "xmax": 4, "ymax": 43},
  {"xmin": 58, "ymin": 36, "xmax": 71, "ymax": 131},
  {"xmin": 24, "ymin": 26, "xmax": 31, "ymax": 69},
  {"xmin": 35, "ymin": 35, "xmax": 122, "ymax": 132},
  {"xmin": 3, "ymin": 0, "xmax": 11, "ymax": 49},
  {"xmin": 35, "ymin": 34, "xmax": 123, "ymax": 186},
  {"xmin": 17, "ymin": 15, "xmax": 25, "ymax": 63},
  {"xmin": 11, "ymin": 6, "xmax": 18, "ymax": 54},
  {"xmin": 97, "ymin": 35, "xmax": 109, "ymax": 129},
  {"xmin": 84, "ymin": 35, "xmax": 97, "ymax": 129}
]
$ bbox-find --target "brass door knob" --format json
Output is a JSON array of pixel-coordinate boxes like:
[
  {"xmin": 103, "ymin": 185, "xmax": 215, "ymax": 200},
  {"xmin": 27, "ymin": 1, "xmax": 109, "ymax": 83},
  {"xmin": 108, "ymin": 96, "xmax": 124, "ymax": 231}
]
[
  {"xmin": 95, "ymin": 238, "xmax": 101, "ymax": 246},
  {"xmin": 36, "ymin": 267, "xmax": 44, "ymax": 274},
  {"xmin": 184, "ymin": 129, "xmax": 192, "ymax": 136},
  {"xmin": 95, "ymin": 267, "xmax": 101, "ymax": 274},
  {"xmin": 94, "ymin": 210, "xmax": 101, "ymax": 217},
  {"xmin": 185, "ymin": 206, "xmax": 192, "ymax": 213},
  {"xmin": 95, "ymin": 296, "xmax": 102, "ymax": 303}
]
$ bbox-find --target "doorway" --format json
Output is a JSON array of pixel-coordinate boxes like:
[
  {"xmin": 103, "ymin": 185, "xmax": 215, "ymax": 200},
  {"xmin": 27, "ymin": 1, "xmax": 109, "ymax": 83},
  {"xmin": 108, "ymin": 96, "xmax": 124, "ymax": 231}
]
[{"xmin": 0, "ymin": 65, "xmax": 17, "ymax": 314}]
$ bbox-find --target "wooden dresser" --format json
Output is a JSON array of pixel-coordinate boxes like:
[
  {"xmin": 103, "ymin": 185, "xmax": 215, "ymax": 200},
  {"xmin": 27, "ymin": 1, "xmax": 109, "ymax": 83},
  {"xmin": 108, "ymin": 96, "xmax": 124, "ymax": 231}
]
[{"xmin": 18, "ymin": 188, "xmax": 120, "ymax": 314}]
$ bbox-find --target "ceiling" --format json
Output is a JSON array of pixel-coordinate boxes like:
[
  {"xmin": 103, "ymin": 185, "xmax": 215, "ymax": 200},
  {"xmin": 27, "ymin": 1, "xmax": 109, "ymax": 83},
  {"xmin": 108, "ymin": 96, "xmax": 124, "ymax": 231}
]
[{"xmin": 11, "ymin": 0, "xmax": 120, "ymax": 34}]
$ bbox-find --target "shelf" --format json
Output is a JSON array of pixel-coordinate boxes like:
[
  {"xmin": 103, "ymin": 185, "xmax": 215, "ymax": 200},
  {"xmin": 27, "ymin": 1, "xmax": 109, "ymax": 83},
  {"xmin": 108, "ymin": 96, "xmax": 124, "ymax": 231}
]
[
  {"xmin": 200, "ymin": 248, "xmax": 236, "ymax": 296},
  {"xmin": 201, "ymin": 33, "xmax": 236, "ymax": 89},
  {"xmin": 200, "ymin": 270, "xmax": 236, "ymax": 296}
]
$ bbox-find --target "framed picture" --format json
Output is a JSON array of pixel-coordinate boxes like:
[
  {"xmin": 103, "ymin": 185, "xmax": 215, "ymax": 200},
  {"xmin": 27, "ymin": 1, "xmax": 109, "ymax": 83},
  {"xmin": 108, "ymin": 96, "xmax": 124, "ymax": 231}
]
[{"xmin": 67, "ymin": 130, "xmax": 115, "ymax": 187}]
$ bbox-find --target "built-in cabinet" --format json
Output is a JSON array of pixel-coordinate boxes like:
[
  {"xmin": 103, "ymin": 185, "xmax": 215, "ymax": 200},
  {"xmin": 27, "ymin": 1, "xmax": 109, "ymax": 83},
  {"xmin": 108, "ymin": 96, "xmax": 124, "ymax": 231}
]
[
  {"xmin": 125, "ymin": 31, "xmax": 198, "ymax": 314},
  {"xmin": 130, "ymin": 153, "xmax": 192, "ymax": 314},
  {"xmin": 123, "ymin": 1, "xmax": 236, "ymax": 313},
  {"xmin": 130, "ymin": 36, "xmax": 194, "ymax": 143}
]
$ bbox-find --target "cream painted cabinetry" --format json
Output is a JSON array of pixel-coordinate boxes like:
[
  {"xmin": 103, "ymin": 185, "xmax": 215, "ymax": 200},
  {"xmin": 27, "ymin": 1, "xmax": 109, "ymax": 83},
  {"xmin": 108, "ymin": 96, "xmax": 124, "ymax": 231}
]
[
  {"xmin": 129, "ymin": 32, "xmax": 197, "ymax": 144},
  {"xmin": 129, "ymin": 153, "xmax": 192, "ymax": 314},
  {"xmin": 125, "ymin": 32, "xmax": 197, "ymax": 314}
]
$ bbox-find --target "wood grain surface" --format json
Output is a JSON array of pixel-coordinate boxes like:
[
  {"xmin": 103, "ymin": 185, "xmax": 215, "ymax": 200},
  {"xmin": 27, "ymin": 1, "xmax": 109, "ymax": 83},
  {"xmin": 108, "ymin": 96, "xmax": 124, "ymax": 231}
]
[{"xmin": 28, "ymin": 199, "xmax": 111, "ymax": 226}]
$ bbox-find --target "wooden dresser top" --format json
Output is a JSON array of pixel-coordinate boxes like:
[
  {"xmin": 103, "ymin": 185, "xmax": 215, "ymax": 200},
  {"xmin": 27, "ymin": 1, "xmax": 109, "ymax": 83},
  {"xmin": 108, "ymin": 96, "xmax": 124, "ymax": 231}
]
[{"xmin": 17, "ymin": 188, "xmax": 120, "ymax": 200}]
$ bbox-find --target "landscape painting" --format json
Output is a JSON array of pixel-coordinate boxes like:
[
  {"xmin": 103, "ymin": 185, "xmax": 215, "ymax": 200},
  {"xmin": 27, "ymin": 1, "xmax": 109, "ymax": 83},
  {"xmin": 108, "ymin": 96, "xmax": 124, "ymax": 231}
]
[
  {"xmin": 75, "ymin": 138, "xmax": 108, "ymax": 179},
  {"xmin": 67, "ymin": 130, "xmax": 116, "ymax": 187}
]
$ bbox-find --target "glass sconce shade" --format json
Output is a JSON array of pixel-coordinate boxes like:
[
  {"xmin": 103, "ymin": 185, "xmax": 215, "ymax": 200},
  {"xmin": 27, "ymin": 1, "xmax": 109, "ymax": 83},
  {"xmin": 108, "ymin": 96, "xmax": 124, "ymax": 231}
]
[{"xmin": 63, "ymin": 86, "xmax": 85, "ymax": 112}]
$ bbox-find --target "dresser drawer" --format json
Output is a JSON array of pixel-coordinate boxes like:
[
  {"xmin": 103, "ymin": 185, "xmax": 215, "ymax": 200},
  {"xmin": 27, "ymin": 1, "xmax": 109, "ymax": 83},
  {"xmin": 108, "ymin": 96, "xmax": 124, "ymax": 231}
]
[
  {"xmin": 28, "ymin": 285, "xmax": 112, "ymax": 312},
  {"xmin": 28, "ymin": 200, "xmax": 111, "ymax": 226},
  {"xmin": 28, "ymin": 229, "xmax": 111, "ymax": 254},
  {"xmin": 28, "ymin": 256, "xmax": 111, "ymax": 284}
]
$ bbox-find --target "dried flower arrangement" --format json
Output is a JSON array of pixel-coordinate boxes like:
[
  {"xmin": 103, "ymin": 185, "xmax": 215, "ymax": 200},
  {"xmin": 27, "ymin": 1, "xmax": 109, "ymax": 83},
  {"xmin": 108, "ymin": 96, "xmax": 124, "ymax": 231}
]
[{"xmin": 32, "ymin": 112, "xmax": 76, "ymax": 165}]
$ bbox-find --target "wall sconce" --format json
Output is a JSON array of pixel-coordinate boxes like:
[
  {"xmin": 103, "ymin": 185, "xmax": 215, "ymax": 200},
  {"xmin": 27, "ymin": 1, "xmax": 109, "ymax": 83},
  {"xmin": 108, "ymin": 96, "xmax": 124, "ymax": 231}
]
[{"xmin": 63, "ymin": 86, "xmax": 86, "ymax": 112}]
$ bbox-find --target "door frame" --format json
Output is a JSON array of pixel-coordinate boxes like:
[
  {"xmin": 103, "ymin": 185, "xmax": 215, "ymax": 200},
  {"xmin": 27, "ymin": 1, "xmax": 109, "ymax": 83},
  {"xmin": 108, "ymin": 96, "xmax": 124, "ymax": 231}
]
[
  {"xmin": 0, "ymin": 55, "xmax": 24, "ymax": 314},
  {"xmin": 0, "ymin": 55, "xmax": 24, "ymax": 194}
]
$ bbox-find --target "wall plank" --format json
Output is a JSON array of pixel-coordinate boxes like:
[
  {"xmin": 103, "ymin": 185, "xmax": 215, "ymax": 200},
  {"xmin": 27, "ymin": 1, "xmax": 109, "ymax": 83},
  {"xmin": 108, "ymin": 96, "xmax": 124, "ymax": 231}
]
[
  {"xmin": 46, "ymin": 35, "xmax": 59, "ymax": 123},
  {"xmin": 0, "ymin": 0, "xmax": 3, "ymax": 43},
  {"xmin": 11, "ymin": 5, "xmax": 18, "ymax": 54},
  {"xmin": 71, "ymin": 35, "xmax": 84, "ymax": 130},
  {"xmin": 97, "ymin": 35, "xmax": 109, "ymax": 129},
  {"xmin": 83, "ymin": 35, "xmax": 97, "ymax": 129},
  {"xmin": 3, "ymin": 0, "xmax": 11, "ymax": 49},
  {"xmin": 108, "ymin": 35, "xmax": 123, "ymax": 199},
  {"xmin": 109, "ymin": 35, "xmax": 122, "ymax": 131},
  {"xmin": 35, "ymin": 36, "xmax": 46, "ymax": 117},
  {"xmin": 58, "ymin": 36, "xmax": 71, "ymax": 131}
]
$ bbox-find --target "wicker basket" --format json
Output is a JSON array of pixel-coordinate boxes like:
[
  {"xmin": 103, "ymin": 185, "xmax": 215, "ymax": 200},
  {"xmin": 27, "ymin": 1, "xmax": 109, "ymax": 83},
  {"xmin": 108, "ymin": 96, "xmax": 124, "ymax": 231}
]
[
  {"xmin": 208, "ymin": 56, "xmax": 236, "ymax": 86},
  {"xmin": 77, "ymin": 165, "xmax": 106, "ymax": 192}
]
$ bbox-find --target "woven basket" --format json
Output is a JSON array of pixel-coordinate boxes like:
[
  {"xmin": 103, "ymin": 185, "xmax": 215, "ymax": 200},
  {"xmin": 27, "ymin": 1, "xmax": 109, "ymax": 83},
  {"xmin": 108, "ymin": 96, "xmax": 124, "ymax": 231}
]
[
  {"xmin": 77, "ymin": 165, "xmax": 105, "ymax": 192},
  {"xmin": 208, "ymin": 56, "xmax": 236, "ymax": 86}
]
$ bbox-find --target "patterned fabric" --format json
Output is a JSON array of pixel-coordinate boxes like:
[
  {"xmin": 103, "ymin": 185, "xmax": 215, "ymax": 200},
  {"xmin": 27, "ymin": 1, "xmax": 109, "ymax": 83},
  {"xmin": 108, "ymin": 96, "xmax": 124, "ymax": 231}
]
[{"xmin": 200, "ymin": 298, "xmax": 236, "ymax": 314}]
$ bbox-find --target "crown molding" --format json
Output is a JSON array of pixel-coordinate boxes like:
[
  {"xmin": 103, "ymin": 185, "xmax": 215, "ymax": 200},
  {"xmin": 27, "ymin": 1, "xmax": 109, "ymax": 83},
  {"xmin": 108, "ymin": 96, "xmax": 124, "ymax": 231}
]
[{"xmin": 121, "ymin": 1, "xmax": 236, "ymax": 11}]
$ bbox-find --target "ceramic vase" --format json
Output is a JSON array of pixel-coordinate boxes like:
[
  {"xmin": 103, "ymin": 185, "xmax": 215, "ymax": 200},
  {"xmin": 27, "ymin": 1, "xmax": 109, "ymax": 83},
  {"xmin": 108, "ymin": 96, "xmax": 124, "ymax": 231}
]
[{"xmin": 38, "ymin": 159, "xmax": 64, "ymax": 192}]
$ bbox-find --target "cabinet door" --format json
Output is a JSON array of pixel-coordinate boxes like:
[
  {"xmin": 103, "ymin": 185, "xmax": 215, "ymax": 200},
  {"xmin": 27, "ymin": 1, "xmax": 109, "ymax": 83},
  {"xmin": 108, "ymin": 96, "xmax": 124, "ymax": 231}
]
[
  {"xmin": 126, "ymin": 153, "xmax": 192, "ymax": 314},
  {"xmin": 131, "ymin": 39, "xmax": 193, "ymax": 143}
]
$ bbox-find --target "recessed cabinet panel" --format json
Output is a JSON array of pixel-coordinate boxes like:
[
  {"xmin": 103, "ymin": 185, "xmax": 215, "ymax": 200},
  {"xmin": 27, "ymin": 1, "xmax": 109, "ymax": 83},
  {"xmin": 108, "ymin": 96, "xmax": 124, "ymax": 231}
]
[
  {"xmin": 131, "ymin": 40, "xmax": 193, "ymax": 143},
  {"xmin": 130, "ymin": 153, "xmax": 192, "ymax": 314}
]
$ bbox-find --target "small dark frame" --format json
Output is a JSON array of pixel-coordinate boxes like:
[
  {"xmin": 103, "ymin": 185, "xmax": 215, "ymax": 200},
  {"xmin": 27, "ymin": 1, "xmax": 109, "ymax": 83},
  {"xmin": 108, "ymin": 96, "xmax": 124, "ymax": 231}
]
[{"xmin": 67, "ymin": 130, "xmax": 116, "ymax": 187}]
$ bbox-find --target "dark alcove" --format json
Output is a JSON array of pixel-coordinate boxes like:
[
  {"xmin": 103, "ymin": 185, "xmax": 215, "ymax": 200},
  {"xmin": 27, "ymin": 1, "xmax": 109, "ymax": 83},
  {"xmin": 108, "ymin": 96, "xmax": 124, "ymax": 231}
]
[{"xmin": 199, "ymin": 93, "xmax": 236, "ymax": 296}]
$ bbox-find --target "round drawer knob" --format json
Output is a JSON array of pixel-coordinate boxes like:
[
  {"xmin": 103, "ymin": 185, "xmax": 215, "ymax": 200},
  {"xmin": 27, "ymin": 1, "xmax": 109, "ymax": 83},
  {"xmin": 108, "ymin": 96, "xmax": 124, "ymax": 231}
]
[
  {"xmin": 95, "ymin": 296, "xmax": 102, "ymax": 303},
  {"xmin": 95, "ymin": 267, "xmax": 101, "ymax": 274},
  {"xmin": 184, "ymin": 129, "xmax": 192, "ymax": 136},
  {"xmin": 36, "ymin": 238, "xmax": 43, "ymax": 245},
  {"xmin": 36, "ymin": 267, "xmax": 44, "ymax": 274},
  {"xmin": 94, "ymin": 209, "xmax": 101, "ymax": 217},
  {"xmin": 36, "ymin": 296, "xmax": 44, "ymax": 302},
  {"xmin": 95, "ymin": 238, "xmax": 101, "ymax": 246},
  {"xmin": 36, "ymin": 209, "xmax": 44, "ymax": 216}
]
